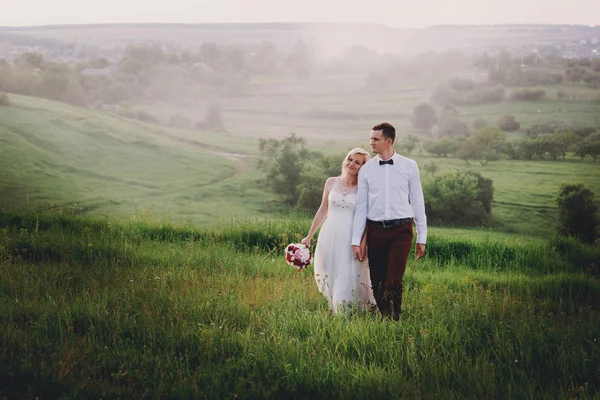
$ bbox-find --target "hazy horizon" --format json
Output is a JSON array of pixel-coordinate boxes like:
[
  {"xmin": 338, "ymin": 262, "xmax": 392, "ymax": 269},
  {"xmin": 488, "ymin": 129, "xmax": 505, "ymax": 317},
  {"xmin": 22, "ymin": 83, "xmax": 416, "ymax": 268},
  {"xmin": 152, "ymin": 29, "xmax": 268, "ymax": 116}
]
[{"xmin": 2, "ymin": 0, "xmax": 599, "ymax": 29}]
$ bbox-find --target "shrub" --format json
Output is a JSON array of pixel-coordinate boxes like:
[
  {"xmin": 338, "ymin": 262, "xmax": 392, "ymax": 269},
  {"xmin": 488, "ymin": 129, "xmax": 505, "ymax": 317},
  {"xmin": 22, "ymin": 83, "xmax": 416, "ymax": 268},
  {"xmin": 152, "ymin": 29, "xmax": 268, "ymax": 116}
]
[
  {"xmin": 556, "ymin": 183, "xmax": 598, "ymax": 244},
  {"xmin": 510, "ymin": 88, "xmax": 547, "ymax": 101},
  {"xmin": 424, "ymin": 171, "xmax": 494, "ymax": 226},
  {"xmin": 526, "ymin": 121, "xmax": 568, "ymax": 136},
  {"xmin": 438, "ymin": 117, "xmax": 470, "ymax": 138},
  {"xmin": 497, "ymin": 115, "xmax": 520, "ymax": 132}
]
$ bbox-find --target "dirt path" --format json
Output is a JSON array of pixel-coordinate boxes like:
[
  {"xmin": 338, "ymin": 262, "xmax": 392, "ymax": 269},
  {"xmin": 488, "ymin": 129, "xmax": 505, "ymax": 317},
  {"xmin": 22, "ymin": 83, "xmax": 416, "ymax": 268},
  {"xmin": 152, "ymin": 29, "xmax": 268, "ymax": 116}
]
[
  {"xmin": 147, "ymin": 128, "xmax": 251, "ymax": 183},
  {"xmin": 208, "ymin": 150, "xmax": 250, "ymax": 179}
]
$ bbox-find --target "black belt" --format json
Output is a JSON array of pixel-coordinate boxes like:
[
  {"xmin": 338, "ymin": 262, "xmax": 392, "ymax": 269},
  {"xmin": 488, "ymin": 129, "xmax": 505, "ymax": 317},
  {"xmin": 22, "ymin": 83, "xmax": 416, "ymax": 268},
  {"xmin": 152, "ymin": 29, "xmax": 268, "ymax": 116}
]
[{"xmin": 367, "ymin": 218, "xmax": 413, "ymax": 228}]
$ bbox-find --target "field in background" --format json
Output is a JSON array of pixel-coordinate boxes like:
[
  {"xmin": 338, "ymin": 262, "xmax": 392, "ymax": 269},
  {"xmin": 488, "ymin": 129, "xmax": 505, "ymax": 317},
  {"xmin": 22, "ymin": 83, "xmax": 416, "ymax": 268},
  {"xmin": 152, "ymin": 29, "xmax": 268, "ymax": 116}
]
[
  {"xmin": 2, "ymin": 92, "xmax": 599, "ymax": 237},
  {"xmin": 143, "ymin": 81, "xmax": 600, "ymax": 145}
]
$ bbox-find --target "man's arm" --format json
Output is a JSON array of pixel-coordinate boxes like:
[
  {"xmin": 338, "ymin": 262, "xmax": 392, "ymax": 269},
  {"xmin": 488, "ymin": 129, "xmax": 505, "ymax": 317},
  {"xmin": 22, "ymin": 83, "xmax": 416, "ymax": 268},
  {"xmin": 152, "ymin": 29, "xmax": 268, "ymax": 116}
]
[{"xmin": 409, "ymin": 161, "xmax": 427, "ymax": 246}]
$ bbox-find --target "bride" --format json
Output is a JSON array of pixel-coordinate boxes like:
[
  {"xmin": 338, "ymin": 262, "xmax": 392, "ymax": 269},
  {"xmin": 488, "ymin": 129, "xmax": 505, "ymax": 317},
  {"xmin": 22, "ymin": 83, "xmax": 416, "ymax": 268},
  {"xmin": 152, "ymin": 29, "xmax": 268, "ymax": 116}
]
[{"xmin": 301, "ymin": 148, "xmax": 376, "ymax": 314}]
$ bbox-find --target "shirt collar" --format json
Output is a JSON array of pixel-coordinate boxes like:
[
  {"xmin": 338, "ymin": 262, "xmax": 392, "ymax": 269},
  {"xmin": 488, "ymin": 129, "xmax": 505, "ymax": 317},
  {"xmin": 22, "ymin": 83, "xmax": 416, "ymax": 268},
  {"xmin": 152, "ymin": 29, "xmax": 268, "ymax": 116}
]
[{"xmin": 376, "ymin": 150, "xmax": 396, "ymax": 163}]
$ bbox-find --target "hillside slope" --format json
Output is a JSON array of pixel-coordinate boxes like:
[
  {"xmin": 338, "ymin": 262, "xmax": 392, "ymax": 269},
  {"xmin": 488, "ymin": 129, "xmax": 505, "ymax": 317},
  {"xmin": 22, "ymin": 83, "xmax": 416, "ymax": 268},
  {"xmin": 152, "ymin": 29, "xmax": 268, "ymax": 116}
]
[{"xmin": 0, "ymin": 95, "xmax": 269, "ymax": 224}]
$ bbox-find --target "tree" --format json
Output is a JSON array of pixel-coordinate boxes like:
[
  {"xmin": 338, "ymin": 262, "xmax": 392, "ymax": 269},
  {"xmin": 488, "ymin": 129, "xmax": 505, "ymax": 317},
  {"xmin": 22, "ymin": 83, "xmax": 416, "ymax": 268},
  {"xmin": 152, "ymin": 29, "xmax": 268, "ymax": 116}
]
[
  {"xmin": 440, "ymin": 104, "xmax": 459, "ymax": 120},
  {"xmin": 119, "ymin": 57, "xmax": 145, "ymax": 76},
  {"xmin": 0, "ymin": 92, "xmax": 9, "ymax": 106},
  {"xmin": 526, "ymin": 121, "xmax": 568, "ymax": 136},
  {"xmin": 583, "ymin": 71, "xmax": 600, "ymax": 89},
  {"xmin": 198, "ymin": 43, "xmax": 221, "ymax": 69},
  {"xmin": 423, "ymin": 161, "xmax": 439, "ymax": 177},
  {"xmin": 518, "ymin": 140, "xmax": 538, "ymax": 160},
  {"xmin": 297, "ymin": 163, "xmax": 328, "ymax": 211},
  {"xmin": 202, "ymin": 102, "xmax": 225, "ymax": 132},
  {"xmin": 576, "ymin": 132, "xmax": 600, "ymax": 161},
  {"xmin": 455, "ymin": 127, "xmax": 505, "ymax": 166},
  {"xmin": 455, "ymin": 139, "xmax": 480, "ymax": 165},
  {"xmin": 423, "ymin": 139, "xmax": 457, "ymax": 157},
  {"xmin": 399, "ymin": 134, "xmax": 418, "ymax": 154},
  {"xmin": 472, "ymin": 126, "xmax": 506, "ymax": 153},
  {"xmin": 438, "ymin": 117, "xmax": 470, "ymax": 138},
  {"xmin": 14, "ymin": 52, "xmax": 46, "ymax": 69},
  {"xmin": 32, "ymin": 71, "xmax": 69, "ymax": 101},
  {"xmin": 424, "ymin": 171, "xmax": 494, "ymax": 225},
  {"xmin": 467, "ymin": 171, "xmax": 494, "ymax": 214},
  {"xmin": 556, "ymin": 183, "xmax": 598, "ymax": 243},
  {"xmin": 551, "ymin": 131, "xmax": 580, "ymax": 160},
  {"xmin": 318, "ymin": 152, "xmax": 345, "ymax": 177},
  {"xmin": 285, "ymin": 40, "xmax": 313, "ymax": 79},
  {"xmin": 497, "ymin": 115, "xmax": 520, "ymax": 132},
  {"xmin": 89, "ymin": 57, "xmax": 110, "ymax": 69},
  {"xmin": 250, "ymin": 41, "xmax": 279, "ymax": 73},
  {"xmin": 535, "ymin": 135, "xmax": 562, "ymax": 160},
  {"xmin": 258, "ymin": 134, "xmax": 315, "ymax": 205},
  {"xmin": 510, "ymin": 88, "xmax": 547, "ymax": 101},
  {"xmin": 411, "ymin": 102, "xmax": 437, "ymax": 132},
  {"xmin": 573, "ymin": 126, "xmax": 596, "ymax": 138},
  {"xmin": 473, "ymin": 118, "xmax": 487, "ymax": 130},
  {"xmin": 501, "ymin": 142, "xmax": 521, "ymax": 160}
]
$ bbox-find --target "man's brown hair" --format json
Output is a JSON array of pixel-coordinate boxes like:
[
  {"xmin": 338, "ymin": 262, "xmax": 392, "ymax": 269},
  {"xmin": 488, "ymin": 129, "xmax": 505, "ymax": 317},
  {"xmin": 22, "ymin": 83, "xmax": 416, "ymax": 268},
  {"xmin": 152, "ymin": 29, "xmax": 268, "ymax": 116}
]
[{"xmin": 372, "ymin": 122, "xmax": 396, "ymax": 143}]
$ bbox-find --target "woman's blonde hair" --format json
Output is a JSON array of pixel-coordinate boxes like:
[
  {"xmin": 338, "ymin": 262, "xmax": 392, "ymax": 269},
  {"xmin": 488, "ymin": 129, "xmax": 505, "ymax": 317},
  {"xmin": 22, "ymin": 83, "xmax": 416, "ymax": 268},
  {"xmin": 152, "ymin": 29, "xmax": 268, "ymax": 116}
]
[{"xmin": 341, "ymin": 147, "xmax": 371, "ymax": 175}]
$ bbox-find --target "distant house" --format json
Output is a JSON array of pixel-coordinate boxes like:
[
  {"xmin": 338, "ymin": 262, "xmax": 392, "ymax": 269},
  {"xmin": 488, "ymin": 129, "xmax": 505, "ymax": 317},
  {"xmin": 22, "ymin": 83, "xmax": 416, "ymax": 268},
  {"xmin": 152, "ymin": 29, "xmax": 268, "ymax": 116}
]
[{"xmin": 458, "ymin": 71, "xmax": 489, "ymax": 84}]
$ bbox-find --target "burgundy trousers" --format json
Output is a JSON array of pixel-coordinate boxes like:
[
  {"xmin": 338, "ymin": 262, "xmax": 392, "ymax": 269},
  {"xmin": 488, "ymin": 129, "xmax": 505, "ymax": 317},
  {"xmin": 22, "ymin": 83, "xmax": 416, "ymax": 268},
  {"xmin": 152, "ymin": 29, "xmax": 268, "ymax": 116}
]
[{"xmin": 366, "ymin": 221, "xmax": 413, "ymax": 320}]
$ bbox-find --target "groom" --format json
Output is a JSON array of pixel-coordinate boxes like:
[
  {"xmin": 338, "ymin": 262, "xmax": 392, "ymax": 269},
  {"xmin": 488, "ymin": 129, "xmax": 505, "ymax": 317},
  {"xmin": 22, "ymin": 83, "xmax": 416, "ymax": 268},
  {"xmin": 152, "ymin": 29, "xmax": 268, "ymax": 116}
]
[{"xmin": 351, "ymin": 122, "xmax": 427, "ymax": 320}]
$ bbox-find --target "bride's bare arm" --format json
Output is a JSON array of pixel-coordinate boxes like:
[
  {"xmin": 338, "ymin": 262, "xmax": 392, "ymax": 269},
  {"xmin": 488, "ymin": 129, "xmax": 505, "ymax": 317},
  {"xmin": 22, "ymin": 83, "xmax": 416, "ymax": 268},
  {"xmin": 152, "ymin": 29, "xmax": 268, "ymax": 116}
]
[{"xmin": 301, "ymin": 177, "xmax": 334, "ymax": 246}]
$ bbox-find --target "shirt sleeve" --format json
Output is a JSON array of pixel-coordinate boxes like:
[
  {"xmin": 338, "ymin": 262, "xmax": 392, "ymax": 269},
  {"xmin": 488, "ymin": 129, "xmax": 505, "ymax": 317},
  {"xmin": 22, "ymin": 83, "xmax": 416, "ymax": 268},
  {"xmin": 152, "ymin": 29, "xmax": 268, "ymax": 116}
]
[
  {"xmin": 409, "ymin": 161, "xmax": 428, "ymax": 244},
  {"xmin": 351, "ymin": 166, "xmax": 369, "ymax": 246}
]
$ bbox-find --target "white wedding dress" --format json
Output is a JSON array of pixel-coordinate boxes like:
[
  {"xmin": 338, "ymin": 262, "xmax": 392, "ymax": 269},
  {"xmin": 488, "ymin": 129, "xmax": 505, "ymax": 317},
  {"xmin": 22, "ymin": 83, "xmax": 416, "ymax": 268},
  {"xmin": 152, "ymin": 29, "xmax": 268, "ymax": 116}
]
[{"xmin": 313, "ymin": 178, "xmax": 376, "ymax": 314}]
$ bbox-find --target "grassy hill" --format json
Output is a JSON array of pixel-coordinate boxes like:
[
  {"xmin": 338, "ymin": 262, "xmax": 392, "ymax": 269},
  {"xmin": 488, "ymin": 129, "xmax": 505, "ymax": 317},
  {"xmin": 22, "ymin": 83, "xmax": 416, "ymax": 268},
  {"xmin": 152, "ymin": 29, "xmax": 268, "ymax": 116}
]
[
  {"xmin": 0, "ymin": 94, "xmax": 275, "ymax": 226},
  {"xmin": 1, "ymin": 93, "xmax": 599, "ymax": 237}
]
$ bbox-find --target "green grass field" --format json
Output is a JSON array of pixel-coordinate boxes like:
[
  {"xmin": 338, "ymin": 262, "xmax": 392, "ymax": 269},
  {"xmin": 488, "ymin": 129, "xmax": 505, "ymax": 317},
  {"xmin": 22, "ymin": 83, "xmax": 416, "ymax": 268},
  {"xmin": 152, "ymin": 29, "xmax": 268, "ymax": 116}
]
[
  {"xmin": 164, "ymin": 82, "xmax": 600, "ymax": 146},
  {"xmin": 2, "ymin": 92, "xmax": 599, "ymax": 238},
  {"xmin": 1, "ymin": 210, "xmax": 598, "ymax": 399},
  {"xmin": 1, "ymin": 82, "xmax": 600, "ymax": 398},
  {"xmin": 412, "ymin": 155, "xmax": 600, "ymax": 237},
  {"xmin": 0, "ymin": 95, "xmax": 280, "ymax": 226}
]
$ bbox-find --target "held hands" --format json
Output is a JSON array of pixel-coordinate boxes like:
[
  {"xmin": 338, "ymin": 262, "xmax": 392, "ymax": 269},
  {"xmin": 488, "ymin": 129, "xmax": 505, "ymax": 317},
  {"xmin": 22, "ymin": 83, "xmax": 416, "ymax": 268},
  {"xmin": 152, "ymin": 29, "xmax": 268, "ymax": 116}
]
[
  {"xmin": 415, "ymin": 243, "xmax": 426, "ymax": 260},
  {"xmin": 352, "ymin": 245, "xmax": 365, "ymax": 262}
]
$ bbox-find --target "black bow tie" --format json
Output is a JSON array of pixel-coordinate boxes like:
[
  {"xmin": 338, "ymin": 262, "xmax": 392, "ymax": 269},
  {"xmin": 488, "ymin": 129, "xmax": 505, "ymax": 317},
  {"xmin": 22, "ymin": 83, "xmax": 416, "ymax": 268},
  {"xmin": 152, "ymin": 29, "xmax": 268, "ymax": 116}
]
[{"xmin": 379, "ymin": 159, "xmax": 394, "ymax": 166}]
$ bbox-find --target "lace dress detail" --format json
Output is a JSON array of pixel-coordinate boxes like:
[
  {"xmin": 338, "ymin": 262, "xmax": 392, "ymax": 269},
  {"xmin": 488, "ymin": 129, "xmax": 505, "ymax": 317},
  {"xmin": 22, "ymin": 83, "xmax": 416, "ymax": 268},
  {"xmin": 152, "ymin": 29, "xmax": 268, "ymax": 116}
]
[{"xmin": 313, "ymin": 177, "xmax": 375, "ymax": 313}]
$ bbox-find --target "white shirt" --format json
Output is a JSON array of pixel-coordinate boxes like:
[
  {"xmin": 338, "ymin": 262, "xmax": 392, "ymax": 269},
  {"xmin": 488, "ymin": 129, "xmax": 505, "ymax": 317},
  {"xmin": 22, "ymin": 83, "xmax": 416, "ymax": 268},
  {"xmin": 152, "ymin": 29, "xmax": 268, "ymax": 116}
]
[{"xmin": 351, "ymin": 152, "xmax": 427, "ymax": 245}]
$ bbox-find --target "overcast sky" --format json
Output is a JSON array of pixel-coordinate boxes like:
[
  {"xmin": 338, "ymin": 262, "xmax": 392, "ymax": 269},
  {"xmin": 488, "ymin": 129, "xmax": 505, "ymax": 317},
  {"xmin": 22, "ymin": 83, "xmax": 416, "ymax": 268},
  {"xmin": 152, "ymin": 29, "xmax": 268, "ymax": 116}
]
[{"xmin": 1, "ymin": 0, "xmax": 599, "ymax": 28}]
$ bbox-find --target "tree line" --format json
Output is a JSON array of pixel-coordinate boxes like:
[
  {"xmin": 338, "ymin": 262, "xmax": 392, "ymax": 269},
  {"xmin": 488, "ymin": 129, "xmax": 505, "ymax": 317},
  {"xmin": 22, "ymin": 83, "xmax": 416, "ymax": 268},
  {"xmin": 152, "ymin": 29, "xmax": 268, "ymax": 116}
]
[{"xmin": 410, "ymin": 102, "xmax": 600, "ymax": 163}]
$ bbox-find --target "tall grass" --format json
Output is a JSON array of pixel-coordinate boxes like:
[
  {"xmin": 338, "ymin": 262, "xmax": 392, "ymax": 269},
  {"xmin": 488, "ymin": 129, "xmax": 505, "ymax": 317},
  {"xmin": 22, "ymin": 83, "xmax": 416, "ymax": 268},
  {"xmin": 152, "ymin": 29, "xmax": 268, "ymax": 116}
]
[{"xmin": 1, "ymin": 210, "xmax": 599, "ymax": 399}]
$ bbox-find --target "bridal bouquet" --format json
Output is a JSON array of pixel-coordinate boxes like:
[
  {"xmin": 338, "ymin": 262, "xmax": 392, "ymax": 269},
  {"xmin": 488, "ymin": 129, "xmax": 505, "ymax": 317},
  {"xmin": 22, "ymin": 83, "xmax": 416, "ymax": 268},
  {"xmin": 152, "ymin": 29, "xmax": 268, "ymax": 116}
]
[{"xmin": 285, "ymin": 243, "xmax": 312, "ymax": 270}]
